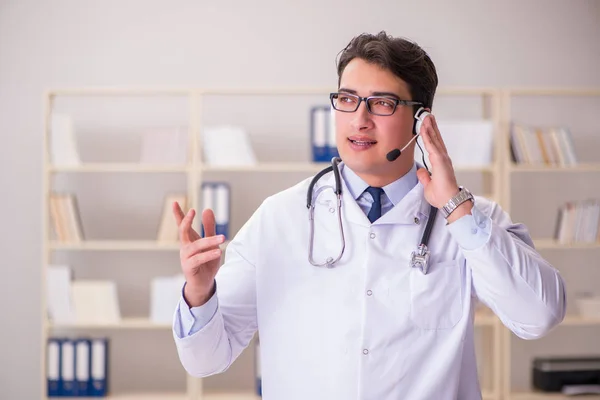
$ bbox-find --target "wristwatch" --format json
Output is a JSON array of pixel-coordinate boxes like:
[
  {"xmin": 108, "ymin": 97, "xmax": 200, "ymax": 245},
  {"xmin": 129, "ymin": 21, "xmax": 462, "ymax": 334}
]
[{"xmin": 441, "ymin": 186, "xmax": 474, "ymax": 219}]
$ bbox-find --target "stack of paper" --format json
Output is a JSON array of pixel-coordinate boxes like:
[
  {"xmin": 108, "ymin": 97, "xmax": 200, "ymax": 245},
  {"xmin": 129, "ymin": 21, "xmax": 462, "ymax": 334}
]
[
  {"xmin": 150, "ymin": 274, "xmax": 186, "ymax": 324},
  {"xmin": 416, "ymin": 119, "xmax": 494, "ymax": 168},
  {"xmin": 50, "ymin": 113, "xmax": 80, "ymax": 167},
  {"xmin": 71, "ymin": 280, "xmax": 121, "ymax": 325},
  {"xmin": 157, "ymin": 193, "xmax": 187, "ymax": 243},
  {"xmin": 202, "ymin": 125, "xmax": 257, "ymax": 166}
]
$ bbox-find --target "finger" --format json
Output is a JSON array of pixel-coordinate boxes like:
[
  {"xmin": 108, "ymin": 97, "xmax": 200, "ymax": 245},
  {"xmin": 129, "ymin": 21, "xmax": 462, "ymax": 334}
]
[
  {"xmin": 179, "ymin": 208, "xmax": 196, "ymax": 244},
  {"xmin": 420, "ymin": 119, "xmax": 439, "ymax": 156},
  {"xmin": 182, "ymin": 234, "xmax": 226, "ymax": 259},
  {"xmin": 422, "ymin": 116, "xmax": 444, "ymax": 154},
  {"xmin": 430, "ymin": 115, "xmax": 448, "ymax": 154},
  {"xmin": 416, "ymin": 167, "xmax": 431, "ymax": 188},
  {"xmin": 185, "ymin": 248, "xmax": 222, "ymax": 272},
  {"xmin": 202, "ymin": 208, "xmax": 217, "ymax": 238},
  {"xmin": 172, "ymin": 201, "xmax": 186, "ymax": 226}
]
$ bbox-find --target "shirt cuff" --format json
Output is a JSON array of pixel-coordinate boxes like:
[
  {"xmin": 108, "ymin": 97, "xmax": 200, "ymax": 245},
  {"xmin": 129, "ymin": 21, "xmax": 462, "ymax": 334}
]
[
  {"xmin": 175, "ymin": 281, "xmax": 219, "ymax": 338},
  {"xmin": 446, "ymin": 203, "xmax": 492, "ymax": 251}
]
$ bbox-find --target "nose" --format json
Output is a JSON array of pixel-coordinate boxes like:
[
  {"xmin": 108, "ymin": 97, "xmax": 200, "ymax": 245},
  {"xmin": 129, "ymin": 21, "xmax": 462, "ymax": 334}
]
[{"xmin": 350, "ymin": 100, "xmax": 374, "ymax": 131}]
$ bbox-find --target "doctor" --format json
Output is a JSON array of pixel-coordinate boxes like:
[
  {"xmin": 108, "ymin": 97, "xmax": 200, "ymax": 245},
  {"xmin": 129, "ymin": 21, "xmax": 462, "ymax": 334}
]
[{"xmin": 171, "ymin": 31, "xmax": 566, "ymax": 400}]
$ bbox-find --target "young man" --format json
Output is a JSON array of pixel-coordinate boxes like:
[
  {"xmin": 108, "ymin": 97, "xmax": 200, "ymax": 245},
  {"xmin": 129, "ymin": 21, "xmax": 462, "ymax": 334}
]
[{"xmin": 171, "ymin": 31, "xmax": 566, "ymax": 400}]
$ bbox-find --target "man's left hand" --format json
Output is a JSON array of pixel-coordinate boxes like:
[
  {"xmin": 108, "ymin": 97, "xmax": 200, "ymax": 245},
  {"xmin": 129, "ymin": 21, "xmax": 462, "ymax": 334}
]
[{"xmin": 416, "ymin": 114, "xmax": 473, "ymax": 223}]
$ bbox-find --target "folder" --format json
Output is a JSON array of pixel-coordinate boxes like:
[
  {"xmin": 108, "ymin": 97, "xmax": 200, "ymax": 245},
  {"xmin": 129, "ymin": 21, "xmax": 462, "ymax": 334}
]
[
  {"xmin": 214, "ymin": 183, "xmax": 230, "ymax": 238},
  {"xmin": 47, "ymin": 338, "xmax": 61, "ymax": 397},
  {"xmin": 60, "ymin": 339, "xmax": 76, "ymax": 396},
  {"xmin": 75, "ymin": 338, "xmax": 91, "ymax": 396},
  {"xmin": 201, "ymin": 182, "xmax": 230, "ymax": 239},
  {"xmin": 311, "ymin": 105, "xmax": 339, "ymax": 162},
  {"xmin": 255, "ymin": 337, "xmax": 262, "ymax": 396},
  {"xmin": 327, "ymin": 106, "xmax": 339, "ymax": 160},
  {"xmin": 311, "ymin": 106, "xmax": 329, "ymax": 162},
  {"xmin": 90, "ymin": 338, "xmax": 108, "ymax": 396}
]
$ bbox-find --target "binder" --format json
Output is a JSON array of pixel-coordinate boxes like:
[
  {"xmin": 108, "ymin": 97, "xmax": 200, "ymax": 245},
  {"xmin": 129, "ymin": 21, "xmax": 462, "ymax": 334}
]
[
  {"xmin": 60, "ymin": 339, "xmax": 76, "ymax": 396},
  {"xmin": 310, "ymin": 105, "xmax": 339, "ymax": 162},
  {"xmin": 255, "ymin": 337, "xmax": 262, "ymax": 397},
  {"xmin": 201, "ymin": 182, "xmax": 230, "ymax": 239},
  {"xmin": 310, "ymin": 106, "xmax": 329, "ymax": 162},
  {"xmin": 75, "ymin": 338, "xmax": 91, "ymax": 396},
  {"xmin": 90, "ymin": 338, "xmax": 108, "ymax": 397},
  {"xmin": 201, "ymin": 183, "xmax": 214, "ymax": 236},
  {"xmin": 214, "ymin": 183, "xmax": 230, "ymax": 238},
  {"xmin": 47, "ymin": 338, "xmax": 61, "ymax": 397}
]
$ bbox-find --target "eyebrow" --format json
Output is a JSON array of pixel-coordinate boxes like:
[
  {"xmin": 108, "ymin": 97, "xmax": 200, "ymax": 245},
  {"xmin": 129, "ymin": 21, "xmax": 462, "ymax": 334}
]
[{"xmin": 338, "ymin": 87, "xmax": 402, "ymax": 100}]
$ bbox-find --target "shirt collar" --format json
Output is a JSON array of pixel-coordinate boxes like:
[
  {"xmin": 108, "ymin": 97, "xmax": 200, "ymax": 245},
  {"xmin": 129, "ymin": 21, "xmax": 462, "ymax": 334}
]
[{"xmin": 341, "ymin": 161, "xmax": 419, "ymax": 206}]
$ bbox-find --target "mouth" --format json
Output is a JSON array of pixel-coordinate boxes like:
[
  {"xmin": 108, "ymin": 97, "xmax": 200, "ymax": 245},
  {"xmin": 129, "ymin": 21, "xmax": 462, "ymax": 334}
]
[{"xmin": 347, "ymin": 137, "xmax": 377, "ymax": 150}]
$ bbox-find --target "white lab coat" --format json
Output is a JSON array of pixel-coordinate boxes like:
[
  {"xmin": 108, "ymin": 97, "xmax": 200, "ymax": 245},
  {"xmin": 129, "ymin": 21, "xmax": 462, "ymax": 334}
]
[{"xmin": 173, "ymin": 165, "xmax": 566, "ymax": 400}]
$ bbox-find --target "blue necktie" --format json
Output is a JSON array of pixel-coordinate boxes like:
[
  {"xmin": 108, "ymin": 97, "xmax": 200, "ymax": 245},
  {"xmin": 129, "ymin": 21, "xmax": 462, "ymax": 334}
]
[{"xmin": 365, "ymin": 186, "xmax": 384, "ymax": 223}]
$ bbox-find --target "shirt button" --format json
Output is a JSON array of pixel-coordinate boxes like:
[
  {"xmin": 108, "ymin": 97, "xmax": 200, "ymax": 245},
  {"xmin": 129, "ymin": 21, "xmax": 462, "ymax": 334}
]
[
  {"xmin": 329, "ymin": 208, "xmax": 335, "ymax": 213},
  {"xmin": 471, "ymin": 227, "xmax": 478, "ymax": 234},
  {"xmin": 366, "ymin": 290, "xmax": 373, "ymax": 296},
  {"xmin": 369, "ymin": 232, "xmax": 376, "ymax": 239},
  {"xmin": 363, "ymin": 349, "xmax": 369, "ymax": 355},
  {"xmin": 414, "ymin": 217, "xmax": 420, "ymax": 225}
]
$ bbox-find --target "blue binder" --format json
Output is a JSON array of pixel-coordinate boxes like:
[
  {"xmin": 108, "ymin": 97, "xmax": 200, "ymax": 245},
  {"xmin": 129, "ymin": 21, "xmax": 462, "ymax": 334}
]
[
  {"xmin": 89, "ymin": 338, "xmax": 108, "ymax": 397},
  {"xmin": 201, "ymin": 182, "xmax": 230, "ymax": 239},
  {"xmin": 60, "ymin": 338, "xmax": 76, "ymax": 396},
  {"xmin": 47, "ymin": 338, "xmax": 61, "ymax": 397},
  {"xmin": 310, "ymin": 105, "xmax": 339, "ymax": 162},
  {"xmin": 255, "ymin": 337, "xmax": 262, "ymax": 397},
  {"xmin": 74, "ymin": 338, "xmax": 92, "ymax": 396}
]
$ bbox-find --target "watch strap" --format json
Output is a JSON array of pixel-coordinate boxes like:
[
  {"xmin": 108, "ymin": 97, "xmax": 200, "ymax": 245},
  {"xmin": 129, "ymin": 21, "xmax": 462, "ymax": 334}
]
[{"xmin": 441, "ymin": 187, "xmax": 473, "ymax": 218}]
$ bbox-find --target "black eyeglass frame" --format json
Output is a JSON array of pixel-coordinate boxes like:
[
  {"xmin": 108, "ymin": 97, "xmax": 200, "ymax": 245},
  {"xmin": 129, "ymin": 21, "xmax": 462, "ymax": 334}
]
[{"xmin": 329, "ymin": 92, "xmax": 423, "ymax": 116}]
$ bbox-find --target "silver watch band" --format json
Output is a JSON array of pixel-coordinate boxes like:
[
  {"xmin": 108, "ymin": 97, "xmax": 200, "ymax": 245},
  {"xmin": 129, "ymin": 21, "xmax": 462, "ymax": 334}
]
[{"xmin": 441, "ymin": 187, "xmax": 473, "ymax": 218}]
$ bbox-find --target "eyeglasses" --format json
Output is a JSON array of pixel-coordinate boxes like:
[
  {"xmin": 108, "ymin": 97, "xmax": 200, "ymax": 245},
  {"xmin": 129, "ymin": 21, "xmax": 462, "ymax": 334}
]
[{"xmin": 329, "ymin": 92, "xmax": 423, "ymax": 116}]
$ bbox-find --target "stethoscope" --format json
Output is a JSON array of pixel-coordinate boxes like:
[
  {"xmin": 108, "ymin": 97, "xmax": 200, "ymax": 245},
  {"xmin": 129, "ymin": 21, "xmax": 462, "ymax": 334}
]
[{"xmin": 306, "ymin": 107, "xmax": 438, "ymax": 274}]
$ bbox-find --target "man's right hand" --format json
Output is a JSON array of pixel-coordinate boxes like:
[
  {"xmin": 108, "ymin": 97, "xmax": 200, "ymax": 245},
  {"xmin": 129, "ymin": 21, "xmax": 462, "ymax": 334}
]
[{"xmin": 173, "ymin": 201, "xmax": 225, "ymax": 307}]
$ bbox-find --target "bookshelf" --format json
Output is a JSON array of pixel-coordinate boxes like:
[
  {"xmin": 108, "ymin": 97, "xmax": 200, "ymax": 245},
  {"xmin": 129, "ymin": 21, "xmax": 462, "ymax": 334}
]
[
  {"xmin": 500, "ymin": 88, "xmax": 600, "ymax": 399},
  {"xmin": 42, "ymin": 86, "xmax": 505, "ymax": 399}
]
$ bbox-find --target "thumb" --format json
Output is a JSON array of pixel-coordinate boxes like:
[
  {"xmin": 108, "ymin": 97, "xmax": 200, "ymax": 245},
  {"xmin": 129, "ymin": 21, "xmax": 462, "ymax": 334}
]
[
  {"xmin": 202, "ymin": 208, "xmax": 217, "ymax": 238},
  {"xmin": 416, "ymin": 168, "xmax": 431, "ymax": 188}
]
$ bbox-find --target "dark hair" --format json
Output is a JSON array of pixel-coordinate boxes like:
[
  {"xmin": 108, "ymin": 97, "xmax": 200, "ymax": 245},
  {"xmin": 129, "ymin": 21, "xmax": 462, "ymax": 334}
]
[{"xmin": 336, "ymin": 31, "xmax": 438, "ymax": 110}]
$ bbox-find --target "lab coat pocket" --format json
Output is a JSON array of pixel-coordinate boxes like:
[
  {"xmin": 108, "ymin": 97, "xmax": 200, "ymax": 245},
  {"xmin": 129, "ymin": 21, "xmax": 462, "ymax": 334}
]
[{"xmin": 409, "ymin": 260, "xmax": 463, "ymax": 330}]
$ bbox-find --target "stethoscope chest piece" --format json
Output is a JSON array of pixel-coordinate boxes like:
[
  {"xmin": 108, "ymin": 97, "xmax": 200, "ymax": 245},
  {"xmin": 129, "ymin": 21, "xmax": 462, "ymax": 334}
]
[{"xmin": 410, "ymin": 244, "xmax": 430, "ymax": 275}]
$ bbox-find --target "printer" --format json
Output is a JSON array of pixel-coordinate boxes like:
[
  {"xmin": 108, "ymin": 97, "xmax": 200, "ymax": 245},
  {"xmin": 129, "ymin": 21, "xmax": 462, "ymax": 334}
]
[{"xmin": 533, "ymin": 357, "xmax": 600, "ymax": 393}]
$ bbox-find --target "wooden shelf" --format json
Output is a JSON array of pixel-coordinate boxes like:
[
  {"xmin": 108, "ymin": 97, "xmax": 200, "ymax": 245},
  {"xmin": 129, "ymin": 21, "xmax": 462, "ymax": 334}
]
[
  {"xmin": 533, "ymin": 239, "xmax": 600, "ymax": 250},
  {"xmin": 200, "ymin": 163, "xmax": 495, "ymax": 173},
  {"xmin": 510, "ymin": 163, "xmax": 600, "ymax": 173},
  {"xmin": 48, "ymin": 240, "xmax": 180, "ymax": 251},
  {"xmin": 48, "ymin": 163, "xmax": 190, "ymax": 173},
  {"xmin": 201, "ymin": 162, "xmax": 329, "ymax": 173},
  {"xmin": 561, "ymin": 315, "xmax": 600, "ymax": 326},
  {"xmin": 50, "ymin": 393, "xmax": 189, "ymax": 400},
  {"xmin": 49, "ymin": 317, "xmax": 172, "ymax": 330},
  {"xmin": 202, "ymin": 393, "xmax": 260, "ymax": 400},
  {"xmin": 510, "ymin": 391, "xmax": 600, "ymax": 400},
  {"xmin": 505, "ymin": 88, "xmax": 600, "ymax": 96}
]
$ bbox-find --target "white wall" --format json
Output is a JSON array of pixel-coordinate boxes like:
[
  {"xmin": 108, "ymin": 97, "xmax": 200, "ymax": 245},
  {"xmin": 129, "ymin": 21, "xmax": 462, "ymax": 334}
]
[{"xmin": 1, "ymin": 0, "xmax": 599, "ymax": 398}]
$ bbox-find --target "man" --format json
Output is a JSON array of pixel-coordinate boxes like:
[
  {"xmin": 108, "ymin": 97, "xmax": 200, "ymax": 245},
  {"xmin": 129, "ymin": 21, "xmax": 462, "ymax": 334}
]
[{"xmin": 171, "ymin": 31, "xmax": 566, "ymax": 400}]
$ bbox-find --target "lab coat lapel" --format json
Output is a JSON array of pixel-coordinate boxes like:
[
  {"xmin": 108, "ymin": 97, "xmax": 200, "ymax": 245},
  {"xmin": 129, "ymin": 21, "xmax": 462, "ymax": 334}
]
[{"xmin": 375, "ymin": 182, "xmax": 433, "ymax": 225}]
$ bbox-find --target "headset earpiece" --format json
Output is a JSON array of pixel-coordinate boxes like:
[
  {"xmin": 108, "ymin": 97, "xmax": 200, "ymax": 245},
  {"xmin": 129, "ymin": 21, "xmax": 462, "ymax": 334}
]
[{"xmin": 413, "ymin": 107, "xmax": 431, "ymax": 135}]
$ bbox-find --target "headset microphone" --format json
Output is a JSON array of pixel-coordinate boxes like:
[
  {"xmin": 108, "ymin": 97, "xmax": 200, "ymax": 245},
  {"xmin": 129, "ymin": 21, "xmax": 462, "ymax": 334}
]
[{"xmin": 386, "ymin": 107, "xmax": 430, "ymax": 163}]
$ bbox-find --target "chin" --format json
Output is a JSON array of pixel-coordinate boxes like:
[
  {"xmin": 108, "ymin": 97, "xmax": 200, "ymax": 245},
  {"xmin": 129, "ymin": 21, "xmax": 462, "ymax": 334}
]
[{"xmin": 340, "ymin": 154, "xmax": 385, "ymax": 175}]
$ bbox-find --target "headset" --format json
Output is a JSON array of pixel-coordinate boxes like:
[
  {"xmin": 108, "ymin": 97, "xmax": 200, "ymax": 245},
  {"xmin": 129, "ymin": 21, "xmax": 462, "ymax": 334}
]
[{"xmin": 386, "ymin": 106, "xmax": 431, "ymax": 165}]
